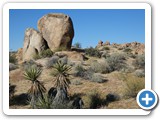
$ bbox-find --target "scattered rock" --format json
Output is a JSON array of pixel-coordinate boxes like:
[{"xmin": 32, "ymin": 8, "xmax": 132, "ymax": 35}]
[
  {"xmin": 38, "ymin": 13, "xmax": 74, "ymax": 51},
  {"xmin": 9, "ymin": 63, "xmax": 18, "ymax": 71}
]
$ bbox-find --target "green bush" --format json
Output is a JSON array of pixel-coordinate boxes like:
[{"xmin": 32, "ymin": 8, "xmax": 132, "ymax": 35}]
[
  {"xmin": 9, "ymin": 53, "xmax": 17, "ymax": 64},
  {"xmin": 58, "ymin": 56, "xmax": 68, "ymax": 65},
  {"xmin": 123, "ymin": 48, "xmax": 132, "ymax": 53},
  {"xmin": 134, "ymin": 69, "xmax": 145, "ymax": 78},
  {"xmin": 85, "ymin": 47, "xmax": 101, "ymax": 58},
  {"xmin": 33, "ymin": 49, "xmax": 53, "ymax": 60},
  {"xmin": 106, "ymin": 53, "xmax": 126, "ymax": 72},
  {"xmin": 122, "ymin": 74, "xmax": 145, "ymax": 98},
  {"xmin": 74, "ymin": 42, "xmax": 81, "ymax": 49},
  {"xmin": 73, "ymin": 64, "xmax": 86, "ymax": 77},
  {"xmin": 54, "ymin": 46, "xmax": 68, "ymax": 52},
  {"xmin": 73, "ymin": 64, "xmax": 95, "ymax": 81},
  {"xmin": 90, "ymin": 73, "xmax": 105, "ymax": 83},
  {"xmin": 103, "ymin": 46, "xmax": 110, "ymax": 50},
  {"xmin": 132, "ymin": 54, "xmax": 145, "ymax": 69},
  {"xmin": 71, "ymin": 79, "xmax": 82, "ymax": 85},
  {"xmin": 33, "ymin": 54, "xmax": 41, "ymax": 60},
  {"xmin": 35, "ymin": 95, "xmax": 53, "ymax": 109},
  {"xmin": 40, "ymin": 49, "xmax": 53, "ymax": 58},
  {"xmin": 90, "ymin": 61, "xmax": 110, "ymax": 74},
  {"xmin": 35, "ymin": 95, "xmax": 73, "ymax": 109}
]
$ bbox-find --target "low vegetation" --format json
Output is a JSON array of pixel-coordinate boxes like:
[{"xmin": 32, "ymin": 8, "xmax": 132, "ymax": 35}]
[
  {"xmin": 121, "ymin": 73, "xmax": 145, "ymax": 98},
  {"xmin": 23, "ymin": 66, "xmax": 46, "ymax": 108},
  {"xmin": 74, "ymin": 42, "xmax": 82, "ymax": 49},
  {"xmin": 33, "ymin": 49, "xmax": 53, "ymax": 60},
  {"xmin": 85, "ymin": 47, "xmax": 101, "ymax": 58},
  {"xmin": 9, "ymin": 52, "xmax": 17, "ymax": 64},
  {"xmin": 106, "ymin": 53, "xmax": 127, "ymax": 72},
  {"xmin": 10, "ymin": 42, "xmax": 145, "ymax": 109},
  {"xmin": 132, "ymin": 54, "xmax": 145, "ymax": 69}
]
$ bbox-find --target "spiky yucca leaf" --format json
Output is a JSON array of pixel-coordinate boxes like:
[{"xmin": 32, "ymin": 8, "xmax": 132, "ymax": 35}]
[
  {"xmin": 23, "ymin": 66, "xmax": 42, "ymax": 82},
  {"xmin": 52, "ymin": 61, "xmax": 71, "ymax": 89},
  {"xmin": 23, "ymin": 66, "xmax": 46, "ymax": 109},
  {"xmin": 36, "ymin": 95, "xmax": 53, "ymax": 109}
]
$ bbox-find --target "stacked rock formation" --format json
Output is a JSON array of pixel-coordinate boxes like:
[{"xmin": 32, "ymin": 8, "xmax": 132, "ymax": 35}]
[{"xmin": 23, "ymin": 13, "xmax": 74, "ymax": 61}]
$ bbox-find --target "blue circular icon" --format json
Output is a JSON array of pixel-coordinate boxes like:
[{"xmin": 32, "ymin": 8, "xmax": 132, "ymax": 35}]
[{"xmin": 137, "ymin": 89, "xmax": 158, "ymax": 110}]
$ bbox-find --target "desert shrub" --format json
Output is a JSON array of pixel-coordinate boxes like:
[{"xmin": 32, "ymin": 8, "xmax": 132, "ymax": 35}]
[
  {"xmin": 117, "ymin": 47, "xmax": 123, "ymax": 50},
  {"xmin": 35, "ymin": 95, "xmax": 73, "ymax": 109},
  {"xmin": 40, "ymin": 49, "xmax": 53, "ymax": 58},
  {"xmin": 90, "ymin": 73, "xmax": 106, "ymax": 83},
  {"xmin": 9, "ymin": 53, "xmax": 17, "ymax": 64},
  {"xmin": 33, "ymin": 54, "xmax": 41, "ymax": 60},
  {"xmin": 73, "ymin": 64, "xmax": 86, "ymax": 77},
  {"xmin": 48, "ymin": 56, "xmax": 60, "ymax": 67},
  {"xmin": 54, "ymin": 46, "xmax": 68, "ymax": 52},
  {"xmin": 33, "ymin": 49, "xmax": 53, "ymax": 60},
  {"xmin": 134, "ymin": 69, "xmax": 145, "ymax": 78},
  {"xmin": 122, "ymin": 74, "xmax": 145, "ymax": 98},
  {"xmin": 127, "ymin": 53, "xmax": 136, "ymax": 59},
  {"xmin": 120, "ymin": 66, "xmax": 134, "ymax": 73},
  {"xmin": 101, "ymin": 51, "xmax": 110, "ymax": 58},
  {"xmin": 88, "ymin": 91, "xmax": 105, "ymax": 109},
  {"xmin": 71, "ymin": 79, "xmax": 82, "ymax": 85},
  {"xmin": 67, "ymin": 60, "xmax": 76, "ymax": 66},
  {"xmin": 74, "ymin": 66, "xmax": 94, "ymax": 81},
  {"xmin": 35, "ymin": 95, "xmax": 53, "ymax": 109},
  {"xmin": 103, "ymin": 46, "xmax": 110, "ymax": 50},
  {"xmin": 74, "ymin": 42, "xmax": 81, "ymax": 49},
  {"xmin": 90, "ymin": 61, "xmax": 111, "ymax": 74},
  {"xmin": 132, "ymin": 54, "xmax": 145, "ymax": 69},
  {"xmin": 123, "ymin": 48, "xmax": 132, "ymax": 53},
  {"xmin": 58, "ymin": 56, "xmax": 68, "ymax": 65},
  {"xmin": 106, "ymin": 53, "xmax": 126, "ymax": 72},
  {"xmin": 85, "ymin": 47, "xmax": 101, "ymax": 58},
  {"xmin": 22, "ymin": 60, "xmax": 39, "ymax": 70}
]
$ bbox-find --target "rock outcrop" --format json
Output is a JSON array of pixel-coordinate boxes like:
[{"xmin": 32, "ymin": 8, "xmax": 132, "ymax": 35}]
[
  {"xmin": 104, "ymin": 41, "xmax": 110, "ymax": 45},
  {"xmin": 96, "ymin": 40, "xmax": 103, "ymax": 48},
  {"xmin": 23, "ymin": 28, "xmax": 48, "ymax": 61},
  {"xmin": 38, "ymin": 13, "xmax": 74, "ymax": 51},
  {"xmin": 15, "ymin": 48, "xmax": 23, "ymax": 64}
]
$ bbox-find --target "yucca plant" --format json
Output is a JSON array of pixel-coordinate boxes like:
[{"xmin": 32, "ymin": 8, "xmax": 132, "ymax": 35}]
[
  {"xmin": 23, "ymin": 66, "xmax": 46, "ymax": 109},
  {"xmin": 52, "ymin": 61, "xmax": 71, "ymax": 104},
  {"xmin": 36, "ymin": 95, "xmax": 53, "ymax": 109}
]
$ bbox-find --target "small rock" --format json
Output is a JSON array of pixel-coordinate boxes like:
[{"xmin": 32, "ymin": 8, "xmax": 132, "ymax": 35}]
[{"xmin": 9, "ymin": 63, "xmax": 18, "ymax": 71}]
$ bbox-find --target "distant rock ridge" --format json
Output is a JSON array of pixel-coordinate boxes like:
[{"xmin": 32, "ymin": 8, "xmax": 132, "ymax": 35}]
[{"xmin": 96, "ymin": 40, "xmax": 145, "ymax": 55}]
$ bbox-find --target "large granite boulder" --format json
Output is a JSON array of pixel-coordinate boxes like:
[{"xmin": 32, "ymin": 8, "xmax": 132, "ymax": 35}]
[
  {"xmin": 38, "ymin": 13, "xmax": 74, "ymax": 51},
  {"xmin": 23, "ymin": 28, "xmax": 48, "ymax": 61}
]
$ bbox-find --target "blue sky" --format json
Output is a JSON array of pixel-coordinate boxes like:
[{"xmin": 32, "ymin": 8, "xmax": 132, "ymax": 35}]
[{"xmin": 9, "ymin": 9, "xmax": 145, "ymax": 51}]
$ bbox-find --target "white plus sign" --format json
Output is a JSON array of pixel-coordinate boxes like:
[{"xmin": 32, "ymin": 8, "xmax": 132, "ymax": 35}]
[{"xmin": 142, "ymin": 93, "xmax": 153, "ymax": 105}]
